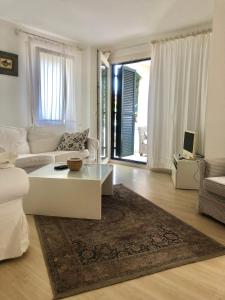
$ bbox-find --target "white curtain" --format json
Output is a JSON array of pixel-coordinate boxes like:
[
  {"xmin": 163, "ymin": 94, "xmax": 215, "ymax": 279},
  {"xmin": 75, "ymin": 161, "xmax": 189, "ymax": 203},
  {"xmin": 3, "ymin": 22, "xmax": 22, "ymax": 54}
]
[
  {"xmin": 147, "ymin": 33, "xmax": 211, "ymax": 169},
  {"xmin": 27, "ymin": 37, "xmax": 82, "ymax": 131}
]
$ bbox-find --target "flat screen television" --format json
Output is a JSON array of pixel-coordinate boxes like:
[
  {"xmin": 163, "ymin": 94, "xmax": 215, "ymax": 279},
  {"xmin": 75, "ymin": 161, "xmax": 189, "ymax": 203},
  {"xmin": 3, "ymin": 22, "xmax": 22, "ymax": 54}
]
[{"xmin": 182, "ymin": 130, "xmax": 197, "ymax": 159}]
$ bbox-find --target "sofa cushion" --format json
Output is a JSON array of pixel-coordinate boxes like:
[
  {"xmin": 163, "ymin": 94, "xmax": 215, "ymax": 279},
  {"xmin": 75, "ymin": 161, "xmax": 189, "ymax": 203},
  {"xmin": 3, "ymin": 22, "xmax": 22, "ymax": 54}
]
[
  {"xmin": 56, "ymin": 129, "xmax": 89, "ymax": 151},
  {"xmin": 0, "ymin": 126, "xmax": 30, "ymax": 154},
  {"xmin": 28, "ymin": 126, "xmax": 65, "ymax": 154},
  {"xmin": 16, "ymin": 154, "xmax": 54, "ymax": 169},
  {"xmin": 204, "ymin": 177, "xmax": 225, "ymax": 198}
]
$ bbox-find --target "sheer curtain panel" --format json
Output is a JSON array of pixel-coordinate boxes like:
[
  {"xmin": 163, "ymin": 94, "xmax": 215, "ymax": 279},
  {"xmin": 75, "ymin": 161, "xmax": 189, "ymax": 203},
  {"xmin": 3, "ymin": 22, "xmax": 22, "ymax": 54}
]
[{"xmin": 147, "ymin": 33, "xmax": 211, "ymax": 170}]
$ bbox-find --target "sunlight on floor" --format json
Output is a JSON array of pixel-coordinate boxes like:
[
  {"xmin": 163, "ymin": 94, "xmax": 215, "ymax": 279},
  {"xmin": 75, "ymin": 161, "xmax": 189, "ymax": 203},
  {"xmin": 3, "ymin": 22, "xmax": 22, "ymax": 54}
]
[{"xmin": 122, "ymin": 153, "xmax": 147, "ymax": 163}]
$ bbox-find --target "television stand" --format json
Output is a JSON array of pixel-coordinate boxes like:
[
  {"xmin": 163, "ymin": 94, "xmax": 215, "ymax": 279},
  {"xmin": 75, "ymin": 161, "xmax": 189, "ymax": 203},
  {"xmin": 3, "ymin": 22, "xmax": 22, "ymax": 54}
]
[{"xmin": 171, "ymin": 154, "xmax": 201, "ymax": 190}]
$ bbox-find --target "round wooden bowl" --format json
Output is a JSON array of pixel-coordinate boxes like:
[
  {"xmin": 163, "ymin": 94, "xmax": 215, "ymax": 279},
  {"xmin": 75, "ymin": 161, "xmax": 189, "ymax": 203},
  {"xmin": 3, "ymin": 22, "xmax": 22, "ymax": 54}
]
[{"xmin": 67, "ymin": 158, "xmax": 83, "ymax": 171}]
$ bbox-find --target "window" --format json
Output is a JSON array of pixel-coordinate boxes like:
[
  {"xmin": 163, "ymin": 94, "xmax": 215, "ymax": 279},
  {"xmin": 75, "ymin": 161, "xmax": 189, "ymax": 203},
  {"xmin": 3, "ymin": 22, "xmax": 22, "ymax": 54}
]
[
  {"xmin": 27, "ymin": 38, "xmax": 78, "ymax": 130},
  {"xmin": 38, "ymin": 48, "xmax": 74, "ymax": 125}
]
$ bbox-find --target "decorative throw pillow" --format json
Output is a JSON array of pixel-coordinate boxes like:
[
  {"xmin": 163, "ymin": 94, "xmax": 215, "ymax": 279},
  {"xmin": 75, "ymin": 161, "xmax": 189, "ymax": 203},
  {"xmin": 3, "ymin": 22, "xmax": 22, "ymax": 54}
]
[{"xmin": 56, "ymin": 129, "xmax": 89, "ymax": 151}]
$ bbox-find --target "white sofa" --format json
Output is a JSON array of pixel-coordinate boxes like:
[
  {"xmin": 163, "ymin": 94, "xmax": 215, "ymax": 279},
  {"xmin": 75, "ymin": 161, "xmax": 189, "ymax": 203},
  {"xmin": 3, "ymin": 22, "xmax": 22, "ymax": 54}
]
[
  {"xmin": 0, "ymin": 126, "xmax": 99, "ymax": 172},
  {"xmin": 0, "ymin": 166, "xmax": 29, "ymax": 260}
]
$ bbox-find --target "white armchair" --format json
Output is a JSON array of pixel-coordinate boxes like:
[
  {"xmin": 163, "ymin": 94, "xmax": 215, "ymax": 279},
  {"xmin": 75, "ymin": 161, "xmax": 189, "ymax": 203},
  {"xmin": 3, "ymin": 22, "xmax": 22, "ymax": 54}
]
[{"xmin": 0, "ymin": 167, "xmax": 29, "ymax": 260}]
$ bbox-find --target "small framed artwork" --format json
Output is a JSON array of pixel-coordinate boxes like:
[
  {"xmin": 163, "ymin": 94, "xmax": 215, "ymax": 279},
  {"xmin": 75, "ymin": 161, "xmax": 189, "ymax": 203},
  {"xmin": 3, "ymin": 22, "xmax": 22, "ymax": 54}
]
[{"xmin": 0, "ymin": 51, "xmax": 18, "ymax": 76}]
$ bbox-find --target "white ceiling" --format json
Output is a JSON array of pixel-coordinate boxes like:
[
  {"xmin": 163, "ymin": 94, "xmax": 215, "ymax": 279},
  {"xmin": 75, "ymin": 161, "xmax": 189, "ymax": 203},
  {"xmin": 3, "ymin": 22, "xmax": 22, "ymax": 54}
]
[{"xmin": 0, "ymin": 0, "xmax": 215, "ymax": 47}]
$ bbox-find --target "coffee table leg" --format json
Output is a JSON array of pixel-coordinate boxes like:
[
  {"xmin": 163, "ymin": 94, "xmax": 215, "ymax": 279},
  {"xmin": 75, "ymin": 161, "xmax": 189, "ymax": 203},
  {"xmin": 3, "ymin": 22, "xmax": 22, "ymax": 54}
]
[{"xmin": 102, "ymin": 171, "xmax": 113, "ymax": 195}]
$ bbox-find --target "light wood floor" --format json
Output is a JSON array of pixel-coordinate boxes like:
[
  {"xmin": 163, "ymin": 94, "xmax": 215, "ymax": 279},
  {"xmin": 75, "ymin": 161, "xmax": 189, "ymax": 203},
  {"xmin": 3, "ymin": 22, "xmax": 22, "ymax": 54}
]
[{"xmin": 1, "ymin": 164, "xmax": 225, "ymax": 300}]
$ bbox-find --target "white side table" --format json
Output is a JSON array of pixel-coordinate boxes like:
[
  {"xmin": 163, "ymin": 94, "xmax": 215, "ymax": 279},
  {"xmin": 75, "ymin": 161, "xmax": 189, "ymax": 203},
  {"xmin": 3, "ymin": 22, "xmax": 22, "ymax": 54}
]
[{"xmin": 171, "ymin": 154, "xmax": 201, "ymax": 190}]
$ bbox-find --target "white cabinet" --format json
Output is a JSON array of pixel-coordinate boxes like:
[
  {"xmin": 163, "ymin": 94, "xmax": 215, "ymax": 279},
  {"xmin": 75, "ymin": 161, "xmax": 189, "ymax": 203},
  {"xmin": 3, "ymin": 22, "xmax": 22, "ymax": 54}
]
[{"xmin": 171, "ymin": 155, "xmax": 201, "ymax": 190}]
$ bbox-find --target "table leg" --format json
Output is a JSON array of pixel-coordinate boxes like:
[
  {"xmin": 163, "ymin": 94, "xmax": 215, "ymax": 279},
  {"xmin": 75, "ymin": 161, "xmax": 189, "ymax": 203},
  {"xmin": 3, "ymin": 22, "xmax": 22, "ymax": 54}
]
[{"xmin": 102, "ymin": 171, "xmax": 113, "ymax": 195}]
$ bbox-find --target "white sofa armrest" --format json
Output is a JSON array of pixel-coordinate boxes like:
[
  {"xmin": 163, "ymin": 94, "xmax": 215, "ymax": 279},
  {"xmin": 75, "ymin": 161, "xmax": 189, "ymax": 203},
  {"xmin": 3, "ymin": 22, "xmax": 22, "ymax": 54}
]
[
  {"xmin": 87, "ymin": 138, "xmax": 99, "ymax": 162},
  {"xmin": 87, "ymin": 137, "xmax": 99, "ymax": 150},
  {"xmin": 0, "ymin": 167, "xmax": 29, "ymax": 204}
]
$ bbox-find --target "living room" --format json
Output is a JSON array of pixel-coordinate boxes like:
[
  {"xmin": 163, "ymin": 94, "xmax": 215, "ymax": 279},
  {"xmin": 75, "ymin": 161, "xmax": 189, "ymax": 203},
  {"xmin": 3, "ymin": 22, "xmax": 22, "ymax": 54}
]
[{"xmin": 1, "ymin": 0, "xmax": 225, "ymax": 299}]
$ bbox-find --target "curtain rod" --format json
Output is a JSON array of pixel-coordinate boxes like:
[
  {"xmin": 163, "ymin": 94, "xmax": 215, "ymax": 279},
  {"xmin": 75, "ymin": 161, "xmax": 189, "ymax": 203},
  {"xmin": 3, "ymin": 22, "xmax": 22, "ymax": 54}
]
[
  {"xmin": 16, "ymin": 28, "xmax": 83, "ymax": 51},
  {"xmin": 106, "ymin": 27, "xmax": 212, "ymax": 52},
  {"xmin": 151, "ymin": 28, "xmax": 212, "ymax": 44}
]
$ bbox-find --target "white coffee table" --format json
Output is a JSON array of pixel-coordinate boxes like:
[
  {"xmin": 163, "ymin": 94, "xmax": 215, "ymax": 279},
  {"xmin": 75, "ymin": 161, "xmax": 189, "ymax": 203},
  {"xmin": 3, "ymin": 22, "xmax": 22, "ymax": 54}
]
[{"xmin": 23, "ymin": 163, "xmax": 113, "ymax": 219}]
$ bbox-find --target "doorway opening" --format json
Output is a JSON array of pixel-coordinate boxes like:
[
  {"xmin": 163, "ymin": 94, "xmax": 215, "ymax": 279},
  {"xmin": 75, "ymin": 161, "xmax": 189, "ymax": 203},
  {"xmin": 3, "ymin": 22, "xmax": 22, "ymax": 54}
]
[{"xmin": 111, "ymin": 58, "xmax": 150, "ymax": 164}]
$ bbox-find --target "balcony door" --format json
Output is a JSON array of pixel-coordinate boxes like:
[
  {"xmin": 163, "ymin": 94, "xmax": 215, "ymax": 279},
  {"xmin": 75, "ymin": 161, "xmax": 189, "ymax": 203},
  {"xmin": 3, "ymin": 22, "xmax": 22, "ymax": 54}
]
[{"xmin": 111, "ymin": 59, "xmax": 150, "ymax": 164}]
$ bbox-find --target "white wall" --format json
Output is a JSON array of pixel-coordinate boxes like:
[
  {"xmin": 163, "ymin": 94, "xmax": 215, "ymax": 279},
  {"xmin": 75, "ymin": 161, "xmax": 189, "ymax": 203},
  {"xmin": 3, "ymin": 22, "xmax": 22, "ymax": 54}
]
[
  {"xmin": 110, "ymin": 43, "xmax": 150, "ymax": 64},
  {"xmin": 109, "ymin": 23, "xmax": 211, "ymax": 64},
  {"xmin": 81, "ymin": 47, "xmax": 97, "ymax": 138},
  {"xmin": 0, "ymin": 19, "xmax": 30, "ymax": 127},
  {"xmin": 205, "ymin": 0, "xmax": 225, "ymax": 158}
]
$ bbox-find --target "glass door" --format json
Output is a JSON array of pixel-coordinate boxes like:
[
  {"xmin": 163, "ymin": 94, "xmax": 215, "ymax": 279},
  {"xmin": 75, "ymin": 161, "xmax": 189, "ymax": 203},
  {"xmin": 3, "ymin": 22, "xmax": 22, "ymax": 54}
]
[
  {"xmin": 111, "ymin": 59, "xmax": 151, "ymax": 164},
  {"xmin": 97, "ymin": 51, "xmax": 110, "ymax": 162}
]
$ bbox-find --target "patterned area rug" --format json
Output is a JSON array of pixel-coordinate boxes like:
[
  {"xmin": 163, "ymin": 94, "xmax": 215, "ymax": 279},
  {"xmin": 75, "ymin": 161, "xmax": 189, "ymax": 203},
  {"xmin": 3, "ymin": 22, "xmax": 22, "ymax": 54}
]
[{"xmin": 35, "ymin": 184, "xmax": 225, "ymax": 299}]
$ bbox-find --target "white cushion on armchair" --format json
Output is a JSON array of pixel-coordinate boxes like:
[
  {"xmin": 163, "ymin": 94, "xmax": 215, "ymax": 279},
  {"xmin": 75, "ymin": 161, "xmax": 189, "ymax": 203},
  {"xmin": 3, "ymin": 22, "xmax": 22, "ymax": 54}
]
[
  {"xmin": 0, "ymin": 168, "xmax": 29, "ymax": 204},
  {"xmin": 0, "ymin": 167, "xmax": 30, "ymax": 260}
]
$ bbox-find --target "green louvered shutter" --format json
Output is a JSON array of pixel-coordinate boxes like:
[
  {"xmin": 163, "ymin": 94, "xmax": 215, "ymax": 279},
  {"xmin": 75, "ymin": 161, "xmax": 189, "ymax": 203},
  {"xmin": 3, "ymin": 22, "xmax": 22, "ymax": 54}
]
[{"xmin": 119, "ymin": 66, "xmax": 136, "ymax": 157}]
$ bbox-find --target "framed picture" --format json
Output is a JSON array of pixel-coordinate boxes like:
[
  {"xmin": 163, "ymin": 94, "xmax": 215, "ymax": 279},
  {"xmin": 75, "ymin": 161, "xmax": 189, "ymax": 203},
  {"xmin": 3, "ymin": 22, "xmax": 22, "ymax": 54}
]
[{"xmin": 0, "ymin": 51, "xmax": 18, "ymax": 76}]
